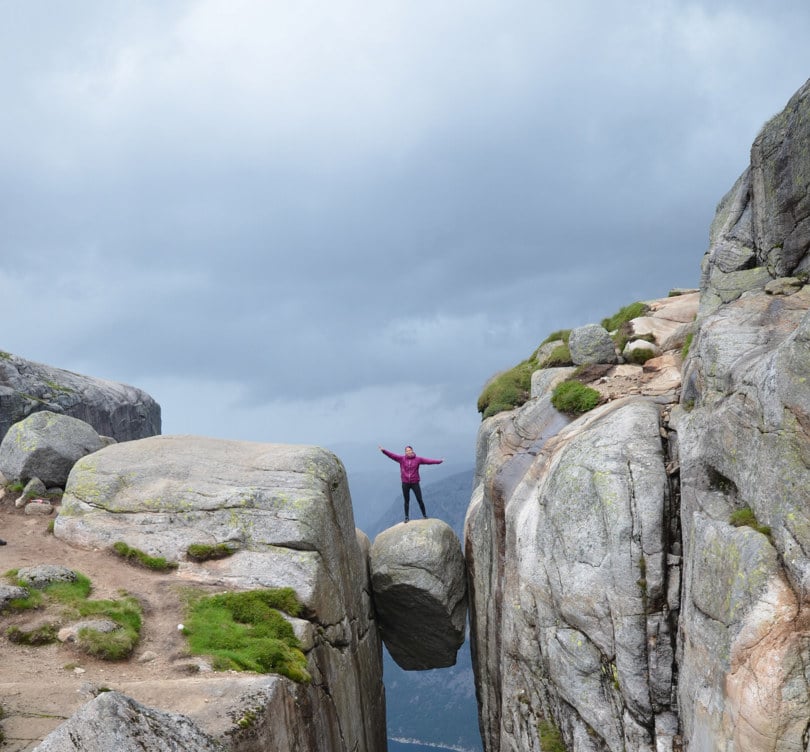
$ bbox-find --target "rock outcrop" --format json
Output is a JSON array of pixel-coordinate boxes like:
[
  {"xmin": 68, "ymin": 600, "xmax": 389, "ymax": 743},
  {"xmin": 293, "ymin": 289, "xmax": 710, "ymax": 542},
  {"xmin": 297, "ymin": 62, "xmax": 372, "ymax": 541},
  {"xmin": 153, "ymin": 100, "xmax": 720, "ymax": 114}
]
[
  {"xmin": 466, "ymin": 76, "xmax": 810, "ymax": 752},
  {"xmin": 32, "ymin": 691, "xmax": 224, "ymax": 752},
  {"xmin": 674, "ymin": 78, "xmax": 810, "ymax": 752},
  {"xmin": 0, "ymin": 351, "xmax": 160, "ymax": 443},
  {"xmin": 52, "ymin": 435, "xmax": 386, "ymax": 752},
  {"xmin": 568, "ymin": 324, "xmax": 618, "ymax": 366},
  {"xmin": 466, "ymin": 348, "xmax": 682, "ymax": 751},
  {"xmin": 369, "ymin": 518, "xmax": 467, "ymax": 670},
  {"xmin": 0, "ymin": 410, "xmax": 106, "ymax": 487}
]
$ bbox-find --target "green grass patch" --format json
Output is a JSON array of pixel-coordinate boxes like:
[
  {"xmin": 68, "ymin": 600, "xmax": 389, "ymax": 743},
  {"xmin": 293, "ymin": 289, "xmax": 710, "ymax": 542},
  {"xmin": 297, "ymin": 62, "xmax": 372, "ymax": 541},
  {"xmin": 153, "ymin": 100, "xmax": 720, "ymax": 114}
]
[
  {"xmin": 538, "ymin": 329, "xmax": 572, "ymax": 347},
  {"xmin": 551, "ymin": 381, "xmax": 601, "ymax": 415},
  {"xmin": 477, "ymin": 360, "xmax": 534, "ymax": 419},
  {"xmin": 112, "ymin": 541, "xmax": 179, "ymax": 571},
  {"xmin": 183, "ymin": 588, "xmax": 310, "ymax": 683},
  {"xmin": 6, "ymin": 623, "xmax": 59, "ymax": 645},
  {"xmin": 43, "ymin": 380, "xmax": 75, "ymax": 394},
  {"xmin": 681, "ymin": 332, "xmax": 694, "ymax": 359},
  {"xmin": 187, "ymin": 543, "xmax": 236, "ymax": 562},
  {"xmin": 538, "ymin": 719, "xmax": 567, "ymax": 752},
  {"xmin": 730, "ymin": 507, "xmax": 772, "ymax": 538},
  {"xmin": 539, "ymin": 343, "xmax": 573, "ymax": 368},
  {"xmin": 6, "ymin": 481, "xmax": 24, "ymax": 493},
  {"xmin": 625, "ymin": 347, "xmax": 656, "ymax": 365},
  {"xmin": 3, "ymin": 569, "xmax": 143, "ymax": 660},
  {"xmin": 601, "ymin": 301, "xmax": 649, "ymax": 332}
]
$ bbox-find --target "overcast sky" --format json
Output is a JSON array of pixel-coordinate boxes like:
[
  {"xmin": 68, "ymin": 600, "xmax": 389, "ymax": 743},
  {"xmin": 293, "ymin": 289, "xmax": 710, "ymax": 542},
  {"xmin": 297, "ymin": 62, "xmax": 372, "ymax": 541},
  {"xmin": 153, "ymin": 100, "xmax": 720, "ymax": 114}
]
[{"xmin": 2, "ymin": 1, "xmax": 810, "ymax": 491}]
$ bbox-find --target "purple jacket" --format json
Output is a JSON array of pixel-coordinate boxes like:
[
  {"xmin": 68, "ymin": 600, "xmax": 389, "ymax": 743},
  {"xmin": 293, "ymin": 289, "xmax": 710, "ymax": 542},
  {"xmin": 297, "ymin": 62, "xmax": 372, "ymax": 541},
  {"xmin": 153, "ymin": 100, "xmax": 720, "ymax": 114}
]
[{"xmin": 381, "ymin": 449, "xmax": 442, "ymax": 483}]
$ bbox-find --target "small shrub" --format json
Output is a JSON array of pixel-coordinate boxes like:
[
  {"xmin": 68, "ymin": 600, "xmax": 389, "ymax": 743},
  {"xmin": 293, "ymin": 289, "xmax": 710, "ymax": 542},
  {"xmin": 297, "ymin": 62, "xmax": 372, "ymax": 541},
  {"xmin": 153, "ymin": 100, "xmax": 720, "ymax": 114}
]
[
  {"xmin": 601, "ymin": 301, "xmax": 649, "ymax": 333},
  {"xmin": 187, "ymin": 543, "xmax": 236, "ymax": 562},
  {"xmin": 551, "ymin": 381, "xmax": 601, "ymax": 415},
  {"xmin": 7, "ymin": 481, "xmax": 24, "ymax": 493},
  {"xmin": 112, "ymin": 541, "xmax": 178, "ymax": 572},
  {"xmin": 184, "ymin": 588, "xmax": 309, "ymax": 683},
  {"xmin": 625, "ymin": 348, "xmax": 656, "ymax": 365}
]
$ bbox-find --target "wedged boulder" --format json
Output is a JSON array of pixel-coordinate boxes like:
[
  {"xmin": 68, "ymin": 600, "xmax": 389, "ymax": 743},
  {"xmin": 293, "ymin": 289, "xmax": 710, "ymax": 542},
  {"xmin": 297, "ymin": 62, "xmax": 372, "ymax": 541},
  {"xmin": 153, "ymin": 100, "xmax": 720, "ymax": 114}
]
[
  {"xmin": 54, "ymin": 435, "xmax": 386, "ymax": 752},
  {"xmin": 32, "ymin": 691, "xmax": 224, "ymax": 752},
  {"xmin": 0, "ymin": 411, "xmax": 105, "ymax": 487},
  {"xmin": 568, "ymin": 324, "xmax": 617, "ymax": 365},
  {"xmin": 369, "ymin": 518, "xmax": 467, "ymax": 670},
  {"xmin": 0, "ymin": 350, "xmax": 160, "ymax": 443}
]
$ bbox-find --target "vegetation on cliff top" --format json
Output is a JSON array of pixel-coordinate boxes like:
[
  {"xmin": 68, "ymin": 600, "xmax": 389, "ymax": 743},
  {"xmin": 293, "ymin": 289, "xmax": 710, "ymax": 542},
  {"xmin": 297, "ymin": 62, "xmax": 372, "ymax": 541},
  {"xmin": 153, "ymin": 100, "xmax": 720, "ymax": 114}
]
[
  {"xmin": 478, "ymin": 301, "xmax": 649, "ymax": 419},
  {"xmin": 182, "ymin": 587, "xmax": 310, "ymax": 683},
  {"xmin": 3, "ymin": 569, "xmax": 143, "ymax": 660}
]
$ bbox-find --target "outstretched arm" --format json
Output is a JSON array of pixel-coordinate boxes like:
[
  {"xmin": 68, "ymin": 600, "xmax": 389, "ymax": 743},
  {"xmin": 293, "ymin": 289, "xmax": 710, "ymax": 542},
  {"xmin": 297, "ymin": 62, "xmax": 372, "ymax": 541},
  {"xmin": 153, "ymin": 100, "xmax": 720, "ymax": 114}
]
[
  {"xmin": 379, "ymin": 447, "xmax": 403, "ymax": 461},
  {"xmin": 417, "ymin": 456, "xmax": 444, "ymax": 465}
]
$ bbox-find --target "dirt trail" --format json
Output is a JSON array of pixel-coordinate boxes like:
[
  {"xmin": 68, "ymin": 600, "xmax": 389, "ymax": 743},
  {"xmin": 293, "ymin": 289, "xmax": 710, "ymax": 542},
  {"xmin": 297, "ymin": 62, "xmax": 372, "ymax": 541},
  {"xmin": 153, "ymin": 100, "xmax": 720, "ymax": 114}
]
[{"xmin": 0, "ymin": 495, "xmax": 237, "ymax": 750}]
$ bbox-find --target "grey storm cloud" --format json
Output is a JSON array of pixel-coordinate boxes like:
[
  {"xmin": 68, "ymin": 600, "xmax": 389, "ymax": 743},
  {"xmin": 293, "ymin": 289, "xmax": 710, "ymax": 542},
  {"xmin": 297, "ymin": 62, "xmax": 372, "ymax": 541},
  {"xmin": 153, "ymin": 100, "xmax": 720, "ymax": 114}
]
[{"xmin": 2, "ymin": 1, "xmax": 810, "ymax": 467}]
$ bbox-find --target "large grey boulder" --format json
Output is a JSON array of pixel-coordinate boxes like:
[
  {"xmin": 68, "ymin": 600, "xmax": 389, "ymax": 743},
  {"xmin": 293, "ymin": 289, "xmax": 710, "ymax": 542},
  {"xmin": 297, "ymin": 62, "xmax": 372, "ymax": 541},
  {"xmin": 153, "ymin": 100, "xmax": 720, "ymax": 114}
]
[
  {"xmin": 370, "ymin": 519, "xmax": 467, "ymax": 670},
  {"xmin": 32, "ymin": 691, "xmax": 223, "ymax": 752},
  {"xmin": 0, "ymin": 350, "xmax": 160, "ymax": 444},
  {"xmin": 568, "ymin": 324, "xmax": 617, "ymax": 365},
  {"xmin": 0, "ymin": 411, "xmax": 105, "ymax": 486},
  {"xmin": 54, "ymin": 435, "xmax": 386, "ymax": 752}
]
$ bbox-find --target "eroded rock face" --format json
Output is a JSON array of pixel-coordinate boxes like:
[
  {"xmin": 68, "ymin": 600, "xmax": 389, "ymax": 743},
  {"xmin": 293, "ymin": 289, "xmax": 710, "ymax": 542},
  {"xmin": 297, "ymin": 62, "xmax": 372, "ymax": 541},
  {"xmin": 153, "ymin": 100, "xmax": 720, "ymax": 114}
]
[
  {"xmin": 370, "ymin": 519, "xmax": 467, "ymax": 670},
  {"xmin": 466, "ymin": 388, "xmax": 680, "ymax": 752},
  {"xmin": 0, "ymin": 410, "xmax": 105, "ymax": 486},
  {"xmin": 700, "ymin": 77, "xmax": 810, "ymax": 315},
  {"xmin": 674, "ymin": 77, "xmax": 810, "ymax": 751},
  {"xmin": 32, "ymin": 691, "xmax": 224, "ymax": 752},
  {"xmin": 0, "ymin": 351, "xmax": 160, "ymax": 443},
  {"xmin": 676, "ymin": 288, "xmax": 810, "ymax": 749},
  {"xmin": 464, "ymin": 77, "xmax": 810, "ymax": 752},
  {"xmin": 54, "ymin": 436, "xmax": 386, "ymax": 752}
]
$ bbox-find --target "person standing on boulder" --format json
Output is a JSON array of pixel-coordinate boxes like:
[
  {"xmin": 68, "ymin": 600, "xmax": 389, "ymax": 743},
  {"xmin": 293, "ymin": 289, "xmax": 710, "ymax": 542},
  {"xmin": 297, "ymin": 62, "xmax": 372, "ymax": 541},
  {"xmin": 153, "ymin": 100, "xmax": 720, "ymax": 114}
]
[{"xmin": 378, "ymin": 445, "xmax": 443, "ymax": 523}]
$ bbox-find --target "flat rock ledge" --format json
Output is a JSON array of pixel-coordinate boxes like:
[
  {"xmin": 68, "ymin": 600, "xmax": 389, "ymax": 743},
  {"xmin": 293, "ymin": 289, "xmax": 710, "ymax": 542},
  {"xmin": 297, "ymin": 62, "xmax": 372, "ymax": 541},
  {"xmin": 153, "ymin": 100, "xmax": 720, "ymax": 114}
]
[{"xmin": 369, "ymin": 518, "xmax": 467, "ymax": 670}]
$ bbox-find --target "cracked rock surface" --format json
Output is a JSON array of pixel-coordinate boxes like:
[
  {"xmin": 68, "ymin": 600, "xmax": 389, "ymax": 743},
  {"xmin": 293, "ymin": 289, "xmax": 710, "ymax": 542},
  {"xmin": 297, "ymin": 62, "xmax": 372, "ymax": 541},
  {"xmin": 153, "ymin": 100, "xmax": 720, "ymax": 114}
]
[
  {"xmin": 370, "ymin": 518, "xmax": 467, "ymax": 670},
  {"xmin": 51, "ymin": 435, "xmax": 385, "ymax": 752}
]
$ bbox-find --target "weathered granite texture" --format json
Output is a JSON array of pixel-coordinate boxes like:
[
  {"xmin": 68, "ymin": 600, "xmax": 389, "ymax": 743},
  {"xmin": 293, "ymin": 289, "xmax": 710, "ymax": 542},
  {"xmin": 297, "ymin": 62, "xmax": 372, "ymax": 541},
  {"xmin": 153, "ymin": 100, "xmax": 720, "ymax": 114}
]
[
  {"xmin": 466, "ymin": 386, "xmax": 680, "ymax": 752},
  {"xmin": 32, "ymin": 691, "xmax": 224, "ymax": 752},
  {"xmin": 466, "ymin": 76, "xmax": 810, "ymax": 752},
  {"xmin": 54, "ymin": 436, "xmax": 386, "ymax": 752},
  {"xmin": 0, "ymin": 351, "xmax": 160, "ymax": 443},
  {"xmin": 700, "ymin": 77, "xmax": 810, "ymax": 315},
  {"xmin": 369, "ymin": 518, "xmax": 467, "ymax": 670},
  {"xmin": 568, "ymin": 324, "xmax": 617, "ymax": 366},
  {"xmin": 0, "ymin": 410, "xmax": 106, "ymax": 486}
]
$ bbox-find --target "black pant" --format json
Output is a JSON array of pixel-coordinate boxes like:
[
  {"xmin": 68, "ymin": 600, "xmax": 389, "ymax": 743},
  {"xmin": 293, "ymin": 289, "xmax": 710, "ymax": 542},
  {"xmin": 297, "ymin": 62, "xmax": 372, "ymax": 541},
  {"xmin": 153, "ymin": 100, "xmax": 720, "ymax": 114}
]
[{"xmin": 402, "ymin": 482, "xmax": 427, "ymax": 519}]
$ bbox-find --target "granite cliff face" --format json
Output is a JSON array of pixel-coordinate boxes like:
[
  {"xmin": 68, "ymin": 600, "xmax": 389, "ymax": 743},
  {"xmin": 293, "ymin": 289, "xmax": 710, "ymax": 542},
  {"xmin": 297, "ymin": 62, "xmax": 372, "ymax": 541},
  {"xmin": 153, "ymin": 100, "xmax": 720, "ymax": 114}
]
[{"xmin": 465, "ymin": 77, "xmax": 810, "ymax": 752}]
